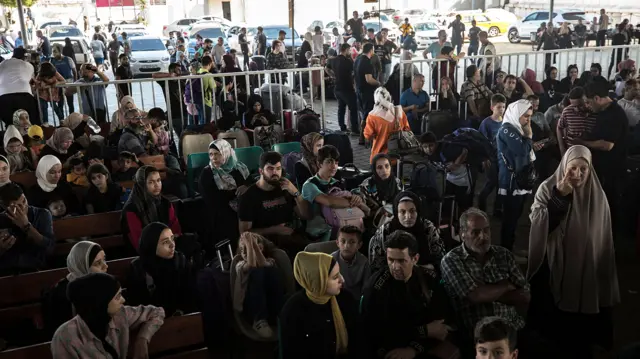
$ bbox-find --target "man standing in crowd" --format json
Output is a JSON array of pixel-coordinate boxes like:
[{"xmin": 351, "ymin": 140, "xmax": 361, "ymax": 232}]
[
  {"xmin": 36, "ymin": 30, "xmax": 51, "ymax": 59},
  {"xmin": 122, "ymin": 32, "xmax": 132, "ymax": 58},
  {"xmin": 467, "ymin": 19, "xmax": 482, "ymax": 58},
  {"xmin": 153, "ymin": 63, "xmax": 187, "ymax": 136},
  {"xmin": 50, "ymin": 44, "xmax": 77, "ymax": 115},
  {"xmin": 70, "ymin": 63, "xmax": 109, "ymax": 123},
  {"xmin": 448, "ymin": 14, "xmax": 466, "ymax": 55},
  {"xmin": 115, "ymin": 53, "xmax": 133, "ymax": 99},
  {"xmin": 238, "ymin": 27, "xmax": 250, "ymax": 70},
  {"xmin": 479, "ymin": 31, "xmax": 499, "ymax": 85},
  {"xmin": 197, "ymin": 38, "xmax": 213, "ymax": 58},
  {"xmin": 212, "ymin": 37, "xmax": 226, "ymax": 70},
  {"xmin": 0, "ymin": 48, "xmax": 40, "ymax": 126},
  {"xmin": 400, "ymin": 74, "xmax": 430, "ymax": 134},
  {"xmin": 255, "ymin": 26, "xmax": 267, "ymax": 56},
  {"xmin": 399, "ymin": 18, "xmax": 414, "ymax": 44},
  {"xmin": 346, "ymin": 11, "xmax": 365, "ymax": 42},
  {"xmin": 326, "ymin": 43, "xmax": 359, "ymax": 133},
  {"xmin": 500, "ymin": 75, "xmax": 533, "ymax": 105},
  {"xmin": 598, "ymin": 9, "xmax": 609, "ymax": 47},
  {"xmin": 354, "ymin": 43, "xmax": 382, "ymax": 144},
  {"xmin": 618, "ymin": 79, "xmax": 640, "ymax": 128},
  {"xmin": 423, "ymin": 30, "xmax": 451, "ymax": 59},
  {"xmin": 108, "ymin": 33, "xmax": 121, "ymax": 76},
  {"xmin": 441, "ymin": 208, "xmax": 530, "ymax": 355},
  {"xmin": 574, "ymin": 18, "xmax": 587, "ymax": 48}
]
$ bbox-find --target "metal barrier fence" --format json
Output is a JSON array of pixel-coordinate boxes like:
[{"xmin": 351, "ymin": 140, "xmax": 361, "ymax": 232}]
[
  {"xmin": 33, "ymin": 66, "xmax": 327, "ymax": 131},
  {"xmin": 400, "ymin": 44, "xmax": 640, "ymax": 101}
]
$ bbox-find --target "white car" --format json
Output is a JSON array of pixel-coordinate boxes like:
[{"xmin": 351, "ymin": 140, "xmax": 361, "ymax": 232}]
[
  {"xmin": 195, "ymin": 16, "xmax": 232, "ymax": 28},
  {"xmin": 0, "ymin": 44, "xmax": 11, "ymax": 61},
  {"xmin": 413, "ymin": 21, "xmax": 448, "ymax": 49},
  {"xmin": 508, "ymin": 9, "xmax": 589, "ymax": 43},
  {"xmin": 363, "ymin": 20, "xmax": 401, "ymax": 43},
  {"xmin": 392, "ymin": 9, "xmax": 429, "ymax": 25},
  {"xmin": 226, "ymin": 23, "xmax": 250, "ymax": 52},
  {"xmin": 128, "ymin": 35, "xmax": 170, "ymax": 77},
  {"xmin": 112, "ymin": 24, "xmax": 147, "ymax": 36},
  {"xmin": 50, "ymin": 36, "xmax": 95, "ymax": 70},
  {"xmin": 163, "ymin": 18, "xmax": 198, "ymax": 37},
  {"xmin": 48, "ymin": 26, "xmax": 84, "ymax": 39}
]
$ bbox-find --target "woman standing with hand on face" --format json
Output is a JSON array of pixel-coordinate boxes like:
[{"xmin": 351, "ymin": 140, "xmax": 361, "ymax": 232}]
[
  {"xmin": 51, "ymin": 273, "xmax": 165, "ymax": 359},
  {"xmin": 527, "ymin": 145, "xmax": 619, "ymax": 359}
]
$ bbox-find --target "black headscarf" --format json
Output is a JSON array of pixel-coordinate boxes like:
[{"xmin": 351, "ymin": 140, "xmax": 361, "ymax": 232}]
[
  {"xmin": 389, "ymin": 191, "xmax": 424, "ymax": 239},
  {"xmin": 67, "ymin": 273, "xmax": 121, "ymax": 359},
  {"xmin": 138, "ymin": 222, "xmax": 187, "ymax": 314},
  {"xmin": 244, "ymin": 94, "xmax": 275, "ymax": 129},
  {"xmin": 370, "ymin": 153, "xmax": 399, "ymax": 204},
  {"xmin": 123, "ymin": 166, "xmax": 162, "ymax": 227}
]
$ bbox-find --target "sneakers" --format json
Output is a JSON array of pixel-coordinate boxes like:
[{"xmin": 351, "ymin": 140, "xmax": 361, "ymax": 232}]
[{"xmin": 253, "ymin": 320, "xmax": 274, "ymax": 338}]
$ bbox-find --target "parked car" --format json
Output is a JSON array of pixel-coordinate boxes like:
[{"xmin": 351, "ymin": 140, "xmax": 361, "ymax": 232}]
[
  {"xmin": 458, "ymin": 12, "xmax": 507, "ymax": 37},
  {"xmin": 187, "ymin": 25, "xmax": 231, "ymax": 57},
  {"xmin": 163, "ymin": 18, "xmax": 198, "ymax": 37},
  {"xmin": 307, "ymin": 20, "xmax": 346, "ymax": 45},
  {"xmin": 50, "ymin": 36, "xmax": 95, "ymax": 70},
  {"xmin": 127, "ymin": 35, "xmax": 170, "ymax": 77},
  {"xmin": 363, "ymin": 20, "xmax": 401, "ymax": 43},
  {"xmin": 112, "ymin": 24, "xmax": 147, "ymax": 36},
  {"xmin": 413, "ymin": 21, "xmax": 447, "ymax": 48},
  {"xmin": 257, "ymin": 25, "xmax": 303, "ymax": 60},
  {"xmin": 0, "ymin": 44, "xmax": 11, "ymax": 61},
  {"xmin": 508, "ymin": 9, "xmax": 589, "ymax": 43},
  {"xmin": 226, "ymin": 23, "xmax": 251, "ymax": 53},
  {"xmin": 117, "ymin": 30, "xmax": 149, "ymax": 42},
  {"xmin": 39, "ymin": 21, "xmax": 63, "ymax": 30},
  {"xmin": 392, "ymin": 9, "xmax": 429, "ymax": 25},
  {"xmin": 195, "ymin": 15, "xmax": 233, "ymax": 28},
  {"xmin": 48, "ymin": 26, "xmax": 84, "ymax": 39}
]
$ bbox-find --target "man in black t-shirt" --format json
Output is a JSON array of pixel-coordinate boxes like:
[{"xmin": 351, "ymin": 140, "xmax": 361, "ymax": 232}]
[
  {"xmin": 326, "ymin": 43, "xmax": 358, "ymax": 133},
  {"xmin": 238, "ymin": 151, "xmax": 310, "ymax": 237},
  {"xmin": 346, "ymin": 11, "xmax": 365, "ymax": 42},
  {"xmin": 448, "ymin": 14, "xmax": 465, "ymax": 55},
  {"xmin": 238, "ymin": 27, "xmax": 250, "ymax": 70},
  {"xmin": 114, "ymin": 53, "xmax": 133, "ymax": 99},
  {"xmin": 152, "ymin": 63, "xmax": 187, "ymax": 136},
  {"xmin": 580, "ymin": 78, "xmax": 629, "ymax": 223},
  {"xmin": 354, "ymin": 43, "xmax": 381, "ymax": 144}
]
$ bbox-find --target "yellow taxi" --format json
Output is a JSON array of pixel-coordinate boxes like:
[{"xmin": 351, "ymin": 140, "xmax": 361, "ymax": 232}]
[{"xmin": 459, "ymin": 12, "xmax": 510, "ymax": 37}]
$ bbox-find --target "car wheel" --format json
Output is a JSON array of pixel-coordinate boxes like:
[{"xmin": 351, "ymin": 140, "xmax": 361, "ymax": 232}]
[
  {"xmin": 488, "ymin": 26, "xmax": 500, "ymax": 37},
  {"xmin": 508, "ymin": 29, "xmax": 520, "ymax": 43}
]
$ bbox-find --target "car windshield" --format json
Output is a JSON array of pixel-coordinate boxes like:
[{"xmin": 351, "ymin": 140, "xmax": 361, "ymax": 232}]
[
  {"xmin": 52, "ymin": 40, "xmax": 82, "ymax": 53},
  {"xmin": 50, "ymin": 27, "xmax": 83, "ymax": 38},
  {"xmin": 263, "ymin": 28, "xmax": 299, "ymax": 39},
  {"xmin": 131, "ymin": 38, "xmax": 166, "ymax": 51},
  {"xmin": 562, "ymin": 12, "xmax": 586, "ymax": 21},
  {"xmin": 415, "ymin": 22, "xmax": 439, "ymax": 31},
  {"xmin": 363, "ymin": 22, "xmax": 381, "ymax": 32},
  {"xmin": 194, "ymin": 27, "xmax": 225, "ymax": 39}
]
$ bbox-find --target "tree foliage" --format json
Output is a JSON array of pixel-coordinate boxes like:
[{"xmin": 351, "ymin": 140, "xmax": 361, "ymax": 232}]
[{"xmin": 0, "ymin": 0, "xmax": 38, "ymax": 9}]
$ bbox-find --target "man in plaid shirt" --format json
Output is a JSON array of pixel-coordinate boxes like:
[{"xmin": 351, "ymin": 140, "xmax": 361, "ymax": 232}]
[{"xmin": 440, "ymin": 208, "xmax": 529, "ymax": 345}]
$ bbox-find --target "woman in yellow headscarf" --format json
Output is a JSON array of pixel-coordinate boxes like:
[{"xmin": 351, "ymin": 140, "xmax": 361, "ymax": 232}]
[{"xmin": 279, "ymin": 252, "xmax": 359, "ymax": 359}]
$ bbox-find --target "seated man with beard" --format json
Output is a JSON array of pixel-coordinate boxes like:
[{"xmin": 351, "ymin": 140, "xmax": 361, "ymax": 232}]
[{"xmin": 238, "ymin": 152, "xmax": 311, "ymax": 255}]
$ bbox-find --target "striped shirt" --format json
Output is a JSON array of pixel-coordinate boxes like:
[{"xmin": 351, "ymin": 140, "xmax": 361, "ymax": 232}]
[{"xmin": 557, "ymin": 104, "xmax": 597, "ymax": 146}]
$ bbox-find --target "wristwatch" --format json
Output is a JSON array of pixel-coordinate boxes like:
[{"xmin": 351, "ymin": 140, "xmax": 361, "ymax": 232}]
[{"xmin": 292, "ymin": 191, "xmax": 300, "ymax": 198}]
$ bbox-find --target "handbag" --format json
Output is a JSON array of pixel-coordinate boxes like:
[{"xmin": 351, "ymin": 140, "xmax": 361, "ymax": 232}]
[
  {"xmin": 500, "ymin": 152, "xmax": 538, "ymax": 191},
  {"xmin": 387, "ymin": 107, "xmax": 419, "ymax": 154},
  {"xmin": 337, "ymin": 163, "xmax": 370, "ymax": 191},
  {"xmin": 470, "ymin": 81, "xmax": 492, "ymax": 117}
]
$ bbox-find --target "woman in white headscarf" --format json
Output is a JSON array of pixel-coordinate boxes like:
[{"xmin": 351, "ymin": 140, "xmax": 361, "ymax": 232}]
[
  {"xmin": 363, "ymin": 87, "xmax": 411, "ymax": 162},
  {"xmin": 2, "ymin": 125, "xmax": 34, "ymax": 173},
  {"xmin": 12, "ymin": 109, "xmax": 31, "ymax": 137},
  {"xmin": 496, "ymin": 99, "xmax": 535, "ymax": 251},
  {"xmin": 527, "ymin": 145, "xmax": 619, "ymax": 358},
  {"xmin": 43, "ymin": 240, "xmax": 109, "ymax": 337},
  {"xmin": 27, "ymin": 154, "xmax": 81, "ymax": 215}
]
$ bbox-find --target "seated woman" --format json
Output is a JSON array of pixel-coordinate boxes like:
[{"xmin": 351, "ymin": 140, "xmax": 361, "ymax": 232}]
[
  {"xmin": 279, "ymin": 251, "xmax": 359, "ymax": 359},
  {"xmin": 358, "ymin": 153, "xmax": 402, "ymax": 212},
  {"xmin": 110, "ymin": 96, "xmax": 137, "ymax": 134},
  {"xmin": 12, "ymin": 109, "xmax": 32, "ymax": 140},
  {"xmin": 42, "ymin": 241, "xmax": 108, "ymax": 336},
  {"xmin": 2, "ymin": 125, "xmax": 35, "ymax": 173},
  {"xmin": 27, "ymin": 155, "xmax": 81, "ymax": 215},
  {"xmin": 369, "ymin": 191, "xmax": 444, "ymax": 275},
  {"xmin": 436, "ymin": 77, "xmax": 459, "ymax": 112},
  {"xmin": 233, "ymin": 232, "xmax": 284, "ymax": 338},
  {"xmin": 199, "ymin": 140, "xmax": 250, "ymax": 244},
  {"xmin": 0, "ymin": 183, "xmax": 55, "ymax": 276},
  {"xmin": 121, "ymin": 166, "xmax": 182, "ymax": 250},
  {"xmin": 295, "ymin": 132, "xmax": 323, "ymax": 187},
  {"xmin": 63, "ymin": 112, "xmax": 104, "ymax": 150},
  {"xmin": 85, "ymin": 163, "xmax": 123, "ymax": 214},
  {"xmin": 244, "ymin": 94, "xmax": 276, "ymax": 130},
  {"xmin": 40, "ymin": 127, "xmax": 81, "ymax": 166},
  {"xmin": 557, "ymin": 64, "xmax": 579, "ymax": 96},
  {"xmin": 363, "ymin": 87, "xmax": 411, "ymax": 162},
  {"xmin": 51, "ymin": 273, "xmax": 165, "ymax": 359},
  {"xmin": 127, "ymin": 222, "xmax": 196, "ymax": 316}
]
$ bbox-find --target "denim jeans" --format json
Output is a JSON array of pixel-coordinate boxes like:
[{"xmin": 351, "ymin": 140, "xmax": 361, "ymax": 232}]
[
  {"xmin": 39, "ymin": 98, "xmax": 63, "ymax": 124},
  {"xmin": 499, "ymin": 193, "xmax": 527, "ymax": 250},
  {"xmin": 55, "ymin": 91, "xmax": 74, "ymax": 118},
  {"xmin": 334, "ymin": 88, "xmax": 358, "ymax": 132},
  {"xmin": 188, "ymin": 104, "xmax": 205, "ymax": 126},
  {"xmin": 243, "ymin": 266, "xmax": 284, "ymax": 323}
]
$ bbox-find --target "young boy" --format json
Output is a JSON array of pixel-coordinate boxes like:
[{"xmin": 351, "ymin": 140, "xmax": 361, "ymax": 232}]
[
  {"xmin": 331, "ymin": 225, "xmax": 370, "ymax": 300},
  {"xmin": 474, "ymin": 316, "xmax": 518, "ymax": 359},
  {"xmin": 111, "ymin": 151, "xmax": 138, "ymax": 182},
  {"xmin": 26, "ymin": 125, "xmax": 45, "ymax": 158},
  {"xmin": 477, "ymin": 94, "xmax": 506, "ymax": 214},
  {"xmin": 66, "ymin": 157, "xmax": 89, "ymax": 187}
]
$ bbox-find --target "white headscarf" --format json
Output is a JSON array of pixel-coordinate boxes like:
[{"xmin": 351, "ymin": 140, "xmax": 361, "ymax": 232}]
[
  {"xmin": 35, "ymin": 155, "xmax": 62, "ymax": 193},
  {"xmin": 369, "ymin": 87, "xmax": 401, "ymax": 123},
  {"xmin": 4, "ymin": 125, "xmax": 26, "ymax": 173},
  {"xmin": 66, "ymin": 241, "xmax": 102, "ymax": 282},
  {"xmin": 503, "ymin": 99, "xmax": 536, "ymax": 162},
  {"xmin": 3, "ymin": 125, "xmax": 23, "ymax": 149}
]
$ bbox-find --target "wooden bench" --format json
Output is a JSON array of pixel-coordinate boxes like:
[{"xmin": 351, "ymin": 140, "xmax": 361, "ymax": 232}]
[
  {"xmin": 0, "ymin": 258, "xmax": 134, "ymax": 333},
  {"xmin": 52, "ymin": 211, "xmax": 125, "ymax": 257},
  {"xmin": 10, "ymin": 172, "xmax": 37, "ymax": 190},
  {"xmin": 111, "ymin": 154, "xmax": 168, "ymax": 180},
  {"xmin": 118, "ymin": 180, "xmax": 135, "ymax": 190},
  {"xmin": 0, "ymin": 312, "xmax": 207, "ymax": 359}
]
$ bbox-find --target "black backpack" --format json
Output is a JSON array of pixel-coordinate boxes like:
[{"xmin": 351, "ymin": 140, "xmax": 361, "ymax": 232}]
[
  {"xmin": 296, "ymin": 107, "xmax": 321, "ymax": 136},
  {"xmin": 440, "ymin": 128, "xmax": 495, "ymax": 166}
]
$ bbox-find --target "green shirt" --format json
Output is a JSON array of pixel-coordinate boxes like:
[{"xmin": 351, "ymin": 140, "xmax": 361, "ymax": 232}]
[{"xmin": 197, "ymin": 68, "xmax": 215, "ymax": 107}]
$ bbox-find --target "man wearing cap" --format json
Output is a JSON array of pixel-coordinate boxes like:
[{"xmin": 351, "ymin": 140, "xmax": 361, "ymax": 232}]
[
  {"xmin": 0, "ymin": 48, "xmax": 41, "ymax": 127},
  {"xmin": 67, "ymin": 64, "xmax": 110, "ymax": 124}
]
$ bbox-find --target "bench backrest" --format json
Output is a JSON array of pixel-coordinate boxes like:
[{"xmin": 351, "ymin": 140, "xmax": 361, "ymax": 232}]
[
  {"xmin": 52, "ymin": 211, "xmax": 125, "ymax": 256},
  {"xmin": 0, "ymin": 313, "xmax": 205, "ymax": 359},
  {"xmin": 10, "ymin": 172, "xmax": 37, "ymax": 189}
]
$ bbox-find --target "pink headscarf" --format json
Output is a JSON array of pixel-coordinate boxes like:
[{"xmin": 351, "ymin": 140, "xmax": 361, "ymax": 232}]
[
  {"xmin": 522, "ymin": 68, "xmax": 544, "ymax": 94},
  {"xmin": 617, "ymin": 59, "xmax": 636, "ymax": 72}
]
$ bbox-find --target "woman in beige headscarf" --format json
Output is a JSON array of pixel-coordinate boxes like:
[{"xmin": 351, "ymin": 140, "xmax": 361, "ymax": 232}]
[
  {"xmin": 110, "ymin": 96, "xmax": 146, "ymax": 134},
  {"xmin": 527, "ymin": 145, "xmax": 619, "ymax": 357}
]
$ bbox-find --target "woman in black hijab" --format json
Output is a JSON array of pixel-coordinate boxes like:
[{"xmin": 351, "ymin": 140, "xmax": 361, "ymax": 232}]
[
  {"xmin": 127, "ymin": 222, "xmax": 196, "ymax": 316},
  {"xmin": 244, "ymin": 94, "xmax": 276, "ymax": 129},
  {"xmin": 368, "ymin": 191, "xmax": 445, "ymax": 275},
  {"xmin": 358, "ymin": 153, "xmax": 402, "ymax": 211},
  {"xmin": 51, "ymin": 273, "xmax": 165, "ymax": 359}
]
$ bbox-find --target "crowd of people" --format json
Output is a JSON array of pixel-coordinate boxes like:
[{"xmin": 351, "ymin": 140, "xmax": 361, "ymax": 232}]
[{"xmin": 0, "ymin": 9, "xmax": 640, "ymax": 359}]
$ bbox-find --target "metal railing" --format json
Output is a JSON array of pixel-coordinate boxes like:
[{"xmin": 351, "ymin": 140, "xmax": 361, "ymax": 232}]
[{"xmin": 33, "ymin": 66, "xmax": 327, "ymax": 131}]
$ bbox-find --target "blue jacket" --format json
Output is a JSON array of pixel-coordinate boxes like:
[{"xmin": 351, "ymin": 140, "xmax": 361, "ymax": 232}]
[{"xmin": 496, "ymin": 123, "xmax": 533, "ymax": 194}]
